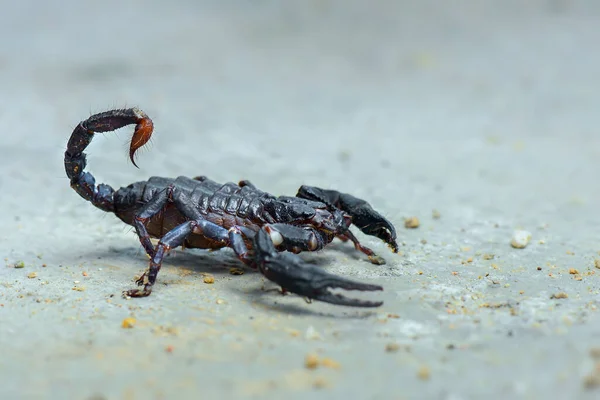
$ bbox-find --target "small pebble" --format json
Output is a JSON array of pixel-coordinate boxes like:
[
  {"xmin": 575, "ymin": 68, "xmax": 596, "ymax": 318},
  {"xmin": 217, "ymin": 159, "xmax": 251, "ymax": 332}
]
[
  {"xmin": 583, "ymin": 364, "xmax": 600, "ymax": 389},
  {"xmin": 27, "ymin": 272, "xmax": 37, "ymax": 279},
  {"xmin": 305, "ymin": 353, "xmax": 320, "ymax": 369},
  {"xmin": 510, "ymin": 230, "xmax": 531, "ymax": 249},
  {"xmin": 121, "ymin": 317, "xmax": 136, "ymax": 329},
  {"xmin": 417, "ymin": 365, "xmax": 431, "ymax": 380},
  {"xmin": 203, "ymin": 276, "xmax": 215, "ymax": 284},
  {"xmin": 320, "ymin": 357, "xmax": 341, "ymax": 370},
  {"xmin": 305, "ymin": 326, "xmax": 322, "ymax": 340},
  {"xmin": 385, "ymin": 343, "xmax": 400, "ymax": 353},
  {"xmin": 229, "ymin": 268, "xmax": 245, "ymax": 275},
  {"xmin": 404, "ymin": 217, "xmax": 420, "ymax": 229},
  {"xmin": 313, "ymin": 377, "xmax": 329, "ymax": 389}
]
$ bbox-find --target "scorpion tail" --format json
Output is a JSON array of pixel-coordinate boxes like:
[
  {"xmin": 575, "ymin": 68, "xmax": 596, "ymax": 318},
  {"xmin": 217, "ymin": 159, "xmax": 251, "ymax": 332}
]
[{"xmin": 64, "ymin": 108, "xmax": 154, "ymax": 212}]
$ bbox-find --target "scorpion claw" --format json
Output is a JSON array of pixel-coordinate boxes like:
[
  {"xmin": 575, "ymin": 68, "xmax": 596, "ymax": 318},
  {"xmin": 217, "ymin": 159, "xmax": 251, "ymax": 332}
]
[
  {"xmin": 311, "ymin": 292, "xmax": 383, "ymax": 308},
  {"xmin": 265, "ymin": 258, "xmax": 383, "ymax": 307},
  {"xmin": 344, "ymin": 206, "xmax": 398, "ymax": 253},
  {"xmin": 254, "ymin": 230, "xmax": 383, "ymax": 307},
  {"xmin": 307, "ymin": 274, "xmax": 384, "ymax": 307},
  {"xmin": 297, "ymin": 186, "xmax": 398, "ymax": 253}
]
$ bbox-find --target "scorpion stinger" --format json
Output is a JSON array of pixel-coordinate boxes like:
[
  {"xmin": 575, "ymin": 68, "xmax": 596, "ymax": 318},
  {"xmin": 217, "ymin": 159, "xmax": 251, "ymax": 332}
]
[{"xmin": 64, "ymin": 108, "xmax": 398, "ymax": 308}]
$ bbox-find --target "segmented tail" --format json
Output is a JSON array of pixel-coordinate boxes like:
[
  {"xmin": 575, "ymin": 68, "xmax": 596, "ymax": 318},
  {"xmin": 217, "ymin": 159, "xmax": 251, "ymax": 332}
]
[{"xmin": 64, "ymin": 108, "xmax": 154, "ymax": 212}]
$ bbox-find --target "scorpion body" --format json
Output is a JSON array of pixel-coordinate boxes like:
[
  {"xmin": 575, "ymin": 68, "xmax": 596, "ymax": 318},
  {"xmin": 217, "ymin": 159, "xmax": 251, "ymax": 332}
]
[{"xmin": 64, "ymin": 108, "xmax": 398, "ymax": 307}]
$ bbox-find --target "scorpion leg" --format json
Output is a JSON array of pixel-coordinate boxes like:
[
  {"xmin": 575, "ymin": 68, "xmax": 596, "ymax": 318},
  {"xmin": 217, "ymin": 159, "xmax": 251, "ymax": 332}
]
[
  {"xmin": 337, "ymin": 230, "xmax": 387, "ymax": 266},
  {"xmin": 124, "ymin": 218, "xmax": 230, "ymax": 297},
  {"xmin": 296, "ymin": 186, "xmax": 399, "ymax": 259},
  {"xmin": 251, "ymin": 227, "xmax": 383, "ymax": 307},
  {"xmin": 132, "ymin": 187, "xmax": 174, "ymax": 258}
]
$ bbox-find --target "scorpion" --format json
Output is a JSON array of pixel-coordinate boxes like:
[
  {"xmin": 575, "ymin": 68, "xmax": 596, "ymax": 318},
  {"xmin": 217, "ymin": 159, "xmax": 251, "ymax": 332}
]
[{"xmin": 64, "ymin": 108, "xmax": 399, "ymax": 307}]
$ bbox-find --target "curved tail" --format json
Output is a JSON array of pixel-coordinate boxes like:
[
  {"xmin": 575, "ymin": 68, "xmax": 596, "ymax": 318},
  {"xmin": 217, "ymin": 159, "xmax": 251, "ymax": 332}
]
[{"xmin": 64, "ymin": 108, "xmax": 154, "ymax": 212}]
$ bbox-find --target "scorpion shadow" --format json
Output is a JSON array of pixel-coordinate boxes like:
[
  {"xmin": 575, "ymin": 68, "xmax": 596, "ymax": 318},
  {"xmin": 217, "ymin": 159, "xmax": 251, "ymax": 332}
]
[
  {"xmin": 76, "ymin": 243, "xmax": 381, "ymax": 318},
  {"xmin": 231, "ymin": 285, "xmax": 379, "ymax": 319},
  {"xmin": 174, "ymin": 246, "xmax": 382, "ymax": 318}
]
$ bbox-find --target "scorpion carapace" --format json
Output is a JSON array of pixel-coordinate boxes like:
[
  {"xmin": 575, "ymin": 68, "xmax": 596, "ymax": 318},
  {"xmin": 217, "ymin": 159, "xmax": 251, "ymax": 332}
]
[{"xmin": 64, "ymin": 108, "xmax": 399, "ymax": 307}]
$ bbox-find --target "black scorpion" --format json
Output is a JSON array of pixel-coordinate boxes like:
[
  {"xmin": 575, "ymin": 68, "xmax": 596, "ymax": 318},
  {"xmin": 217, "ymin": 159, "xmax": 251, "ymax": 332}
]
[{"xmin": 64, "ymin": 108, "xmax": 399, "ymax": 307}]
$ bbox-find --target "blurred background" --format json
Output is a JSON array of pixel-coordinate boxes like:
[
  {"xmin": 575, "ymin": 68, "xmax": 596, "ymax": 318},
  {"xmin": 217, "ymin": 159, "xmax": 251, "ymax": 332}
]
[
  {"xmin": 1, "ymin": 0, "xmax": 599, "ymax": 220},
  {"xmin": 2, "ymin": 1, "xmax": 600, "ymax": 399}
]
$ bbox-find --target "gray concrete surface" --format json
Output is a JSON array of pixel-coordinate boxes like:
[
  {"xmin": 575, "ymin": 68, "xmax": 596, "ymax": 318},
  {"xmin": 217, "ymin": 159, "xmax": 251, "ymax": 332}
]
[{"xmin": 1, "ymin": 0, "xmax": 600, "ymax": 399}]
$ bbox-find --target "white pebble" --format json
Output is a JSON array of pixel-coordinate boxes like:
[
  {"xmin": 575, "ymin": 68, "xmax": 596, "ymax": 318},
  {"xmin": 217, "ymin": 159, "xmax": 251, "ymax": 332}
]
[
  {"xmin": 305, "ymin": 325, "xmax": 322, "ymax": 340},
  {"xmin": 511, "ymin": 230, "xmax": 531, "ymax": 249}
]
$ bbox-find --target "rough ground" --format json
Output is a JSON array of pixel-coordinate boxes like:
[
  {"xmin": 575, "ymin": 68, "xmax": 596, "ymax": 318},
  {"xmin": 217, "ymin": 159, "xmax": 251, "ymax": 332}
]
[{"xmin": 1, "ymin": 1, "xmax": 600, "ymax": 399}]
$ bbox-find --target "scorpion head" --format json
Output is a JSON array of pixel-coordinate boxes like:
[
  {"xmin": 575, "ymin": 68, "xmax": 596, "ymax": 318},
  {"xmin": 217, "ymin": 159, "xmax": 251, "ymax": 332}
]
[
  {"xmin": 265, "ymin": 198, "xmax": 318, "ymax": 224},
  {"xmin": 273, "ymin": 196, "xmax": 351, "ymax": 235},
  {"xmin": 310, "ymin": 208, "xmax": 352, "ymax": 238}
]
